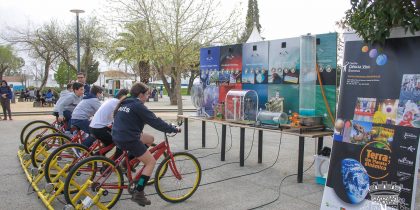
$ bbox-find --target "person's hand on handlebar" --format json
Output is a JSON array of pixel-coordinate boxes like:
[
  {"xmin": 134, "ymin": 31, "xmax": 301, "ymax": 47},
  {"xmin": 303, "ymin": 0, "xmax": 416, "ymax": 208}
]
[{"xmin": 175, "ymin": 126, "xmax": 182, "ymax": 133}]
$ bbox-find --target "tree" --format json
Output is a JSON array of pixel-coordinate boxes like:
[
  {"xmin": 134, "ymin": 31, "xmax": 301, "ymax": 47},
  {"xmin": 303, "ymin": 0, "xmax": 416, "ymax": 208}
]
[
  {"xmin": 54, "ymin": 61, "xmax": 76, "ymax": 88},
  {"xmin": 342, "ymin": 0, "xmax": 420, "ymax": 44},
  {"xmin": 107, "ymin": 21, "xmax": 152, "ymax": 84},
  {"xmin": 0, "ymin": 45, "xmax": 24, "ymax": 80},
  {"xmin": 3, "ymin": 22, "xmax": 60, "ymax": 88},
  {"xmin": 107, "ymin": 0, "xmax": 240, "ymax": 115},
  {"xmin": 80, "ymin": 51, "xmax": 100, "ymax": 85},
  {"xmin": 238, "ymin": 0, "xmax": 262, "ymax": 43}
]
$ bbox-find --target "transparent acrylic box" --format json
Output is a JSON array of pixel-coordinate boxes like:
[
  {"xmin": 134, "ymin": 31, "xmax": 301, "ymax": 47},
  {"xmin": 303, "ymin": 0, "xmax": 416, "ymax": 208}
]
[{"xmin": 225, "ymin": 90, "xmax": 258, "ymax": 124}]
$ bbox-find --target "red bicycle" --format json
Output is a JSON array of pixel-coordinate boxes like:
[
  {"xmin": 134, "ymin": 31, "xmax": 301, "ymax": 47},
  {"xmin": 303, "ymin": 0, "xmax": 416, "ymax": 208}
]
[{"xmin": 63, "ymin": 132, "xmax": 202, "ymax": 209}]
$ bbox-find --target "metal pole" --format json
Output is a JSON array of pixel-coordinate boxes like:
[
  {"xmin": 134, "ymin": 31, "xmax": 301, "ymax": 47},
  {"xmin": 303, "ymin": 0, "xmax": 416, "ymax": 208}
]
[{"xmin": 76, "ymin": 14, "xmax": 81, "ymax": 73}]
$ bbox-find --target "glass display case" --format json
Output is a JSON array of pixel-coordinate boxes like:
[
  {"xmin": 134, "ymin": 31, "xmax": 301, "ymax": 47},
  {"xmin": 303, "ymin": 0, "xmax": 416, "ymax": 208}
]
[{"xmin": 225, "ymin": 90, "xmax": 258, "ymax": 124}]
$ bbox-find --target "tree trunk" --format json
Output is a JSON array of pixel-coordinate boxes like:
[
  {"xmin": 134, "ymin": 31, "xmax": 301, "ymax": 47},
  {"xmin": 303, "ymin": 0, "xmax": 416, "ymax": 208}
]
[
  {"xmin": 169, "ymin": 75, "xmax": 177, "ymax": 105},
  {"xmin": 187, "ymin": 70, "xmax": 199, "ymax": 95},
  {"xmin": 40, "ymin": 56, "xmax": 52, "ymax": 89},
  {"xmin": 176, "ymin": 69, "xmax": 183, "ymax": 116},
  {"xmin": 138, "ymin": 60, "xmax": 150, "ymax": 84}
]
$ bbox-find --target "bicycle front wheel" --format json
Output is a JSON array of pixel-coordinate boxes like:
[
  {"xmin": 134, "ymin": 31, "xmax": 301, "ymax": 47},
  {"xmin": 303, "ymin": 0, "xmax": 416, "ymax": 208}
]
[
  {"xmin": 154, "ymin": 152, "xmax": 201, "ymax": 203},
  {"xmin": 44, "ymin": 143, "xmax": 90, "ymax": 184},
  {"xmin": 30, "ymin": 133, "xmax": 71, "ymax": 168}
]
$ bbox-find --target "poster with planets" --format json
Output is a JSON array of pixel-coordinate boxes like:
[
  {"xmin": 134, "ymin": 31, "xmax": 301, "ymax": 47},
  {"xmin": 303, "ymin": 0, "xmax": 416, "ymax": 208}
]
[
  {"xmin": 321, "ymin": 36, "xmax": 420, "ymax": 210},
  {"xmin": 242, "ymin": 41, "xmax": 269, "ymax": 84}
]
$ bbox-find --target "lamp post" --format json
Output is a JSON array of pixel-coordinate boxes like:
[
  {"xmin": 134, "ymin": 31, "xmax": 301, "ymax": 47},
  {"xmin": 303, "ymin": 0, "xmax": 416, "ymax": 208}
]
[{"xmin": 70, "ymin": 9, "xmax": 85, "ymax": 73}]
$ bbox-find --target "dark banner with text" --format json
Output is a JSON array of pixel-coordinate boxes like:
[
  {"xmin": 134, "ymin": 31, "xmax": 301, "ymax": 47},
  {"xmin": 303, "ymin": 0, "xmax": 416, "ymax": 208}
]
[{"xmin": 321, "ymin": 36, "xmax": 420, "ymax": 210}]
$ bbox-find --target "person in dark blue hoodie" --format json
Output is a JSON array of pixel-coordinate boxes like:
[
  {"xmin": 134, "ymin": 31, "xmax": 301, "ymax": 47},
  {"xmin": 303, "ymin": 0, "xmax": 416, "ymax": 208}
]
[
  {"xmin": 77, "ymin": 72, "xmax": 91, "ymax": 96},
  {"xmin": 0, "ymin": 80, "xmax": 13, "ymax": 120},
  {"xmin": 112, "ymin": 82, "xmax": 180, "ymax": 206}
]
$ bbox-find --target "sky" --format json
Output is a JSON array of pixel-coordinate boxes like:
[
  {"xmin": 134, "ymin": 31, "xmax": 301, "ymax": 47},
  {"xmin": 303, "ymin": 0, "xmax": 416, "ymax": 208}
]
[{"xmin": 0, "ymin": 0, "xmax": 350, "ymax": 71}]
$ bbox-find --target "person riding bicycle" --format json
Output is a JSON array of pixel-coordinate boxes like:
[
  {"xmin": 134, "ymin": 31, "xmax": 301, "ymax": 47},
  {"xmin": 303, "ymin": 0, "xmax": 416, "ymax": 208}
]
[
  {"xmin": 55, "ymin": 82, "xmax": 84, "ymax": 129},
  {"xmin": 71, "ymin": 85, "xmax": 103, "ymax": 147},
  {"xmin": 89, "ymin": 89, "xmax": 129, "ymax": 158},
  {"xmin": 112, "ymin": 82, "xmax": 180, "ymax": 206}
]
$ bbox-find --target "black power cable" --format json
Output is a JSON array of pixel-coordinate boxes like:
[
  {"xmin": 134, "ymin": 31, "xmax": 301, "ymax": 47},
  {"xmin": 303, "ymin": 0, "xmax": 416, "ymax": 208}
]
[{"xmin": 248, "ymin": 138, "xmax": 319, "ymax": 209}]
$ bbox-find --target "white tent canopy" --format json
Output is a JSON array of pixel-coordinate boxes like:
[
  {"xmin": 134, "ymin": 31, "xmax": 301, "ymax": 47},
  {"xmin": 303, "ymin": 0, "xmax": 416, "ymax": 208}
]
[{"xmin": 246, "ymin": 24, "xmax": 263, "ymax": 43}]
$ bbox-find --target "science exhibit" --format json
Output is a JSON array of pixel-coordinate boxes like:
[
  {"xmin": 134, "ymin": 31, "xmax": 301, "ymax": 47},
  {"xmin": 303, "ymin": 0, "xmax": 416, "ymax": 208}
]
[{"xmin": 198, "ymin": 32, "xmax": 338, "ymax": 130}]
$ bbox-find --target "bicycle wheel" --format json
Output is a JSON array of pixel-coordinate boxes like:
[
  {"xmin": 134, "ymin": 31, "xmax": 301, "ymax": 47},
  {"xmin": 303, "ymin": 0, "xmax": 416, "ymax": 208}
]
[
  {"xmin": 64, "ymin": 156, "xmax": 124, "ymax": 209},
  {"xmin": 20, "ymin": 120, "xmax": 50, "ymax": 144},
  {"xmin": 44, "ymin": 143, "xmax": 90, "ymax": 184},
  {"xmin": 30, "ymin": 133, "xmax": 71, "ymax": 168},
  {"xmin": 24, "ymin": 125, "xmax": 59, "ymax": 154},
  {"xmin": 154, "ymin": 152, "xmax": 201, "ymax": 203}
]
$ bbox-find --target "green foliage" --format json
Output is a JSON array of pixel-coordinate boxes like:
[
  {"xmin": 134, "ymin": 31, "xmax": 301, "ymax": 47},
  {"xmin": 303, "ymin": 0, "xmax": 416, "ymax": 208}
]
[
  {"xmin": 54, "ymin": 61, "xmax": 76, "ymax": 87},
  {"xmin": 0, "ymin": 45, "xmax": 24, "ymax": 78},
  {"xmin": 86, "ymin": 61, "xmax": 100, "ymax": 85},
  {"xmin": 239, "ymin": 0, "xmax": 262, "ymax": 43},
  {"xmin": 344, "ymin": 0, "xmax": 420, "ymax": 45}
]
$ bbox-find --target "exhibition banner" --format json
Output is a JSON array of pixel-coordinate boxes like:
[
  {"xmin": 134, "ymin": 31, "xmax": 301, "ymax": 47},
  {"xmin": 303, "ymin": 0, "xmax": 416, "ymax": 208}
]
[
  {"xmin": 321, "ymin": 36, "xmax": 420, "ymax": 210},
  {"xmin": 220, "ymin": 44, "xmax": 242, "ymax": 84},
  {"xmin": 242, "ymin": 41, "xmax": 269, "ymax": 84}
]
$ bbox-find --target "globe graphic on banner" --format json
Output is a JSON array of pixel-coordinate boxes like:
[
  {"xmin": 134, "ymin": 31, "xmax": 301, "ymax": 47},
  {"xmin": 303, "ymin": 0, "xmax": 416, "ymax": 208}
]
[{"xmin": 341, "ymin": 158, "xmax": 370, "ymax": 204}]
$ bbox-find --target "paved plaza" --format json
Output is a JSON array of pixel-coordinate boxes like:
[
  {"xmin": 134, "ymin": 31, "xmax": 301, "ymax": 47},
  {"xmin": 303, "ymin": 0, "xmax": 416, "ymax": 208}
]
[{"xmin": 1, "ymin": 97, "xmax": 419, "ymax": 210}]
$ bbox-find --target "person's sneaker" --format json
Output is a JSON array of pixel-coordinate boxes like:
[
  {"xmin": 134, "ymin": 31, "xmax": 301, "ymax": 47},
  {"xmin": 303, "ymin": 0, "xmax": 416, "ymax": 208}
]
[{"xmin": 131, "ymin": 190, "xmax": 151, "ymax": 206}]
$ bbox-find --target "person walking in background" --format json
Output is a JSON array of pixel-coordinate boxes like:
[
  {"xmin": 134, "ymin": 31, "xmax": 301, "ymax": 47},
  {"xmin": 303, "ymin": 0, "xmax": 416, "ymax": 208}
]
[
  {"xmin": 77, "ymin": 72, "xmax": 91, "ymax": 96},
  {"xmin": 0, "ymin": 80, "xmax": 13, "ymax": 120}
]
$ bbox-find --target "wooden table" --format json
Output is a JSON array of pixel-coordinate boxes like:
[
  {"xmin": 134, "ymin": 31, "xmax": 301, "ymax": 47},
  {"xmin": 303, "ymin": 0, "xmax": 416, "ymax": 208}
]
[{"xmin": 178, "ymin": 115, "xmax": 333, "ymax": 183}]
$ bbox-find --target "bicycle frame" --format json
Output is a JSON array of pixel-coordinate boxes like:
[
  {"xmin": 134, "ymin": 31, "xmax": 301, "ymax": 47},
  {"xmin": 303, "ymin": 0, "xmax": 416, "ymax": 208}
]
[{"xmin": 90, "ymin": 133, "xmax": 182, "ymax": 191}]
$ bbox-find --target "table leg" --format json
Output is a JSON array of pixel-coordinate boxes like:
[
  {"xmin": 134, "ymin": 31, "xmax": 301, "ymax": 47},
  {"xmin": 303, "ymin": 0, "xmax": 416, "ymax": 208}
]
[
  {"xmin": 202, "ymin": 121, "xmax": 206, "ymax": 148},
  {"xmin": 258, "ymin": 130, "xmax": 263, "ymax": 163},
  {"xmin": 298, "ymin": 136, "xmax": 304, "ymax": 183},
  {"xmin": 240, "ymin": 127, "xmax": 245, "ymax": 167},
  {"xmin": 221, "ymin": 125, "xmax": 226, "ymax": 161},
  {"xmin": 317, "ymin": 136, "xmax": 324, "ymax": 154},
  {"xmin": 184, "ymin": 118, "xmax": 188, "ymax": 150}
]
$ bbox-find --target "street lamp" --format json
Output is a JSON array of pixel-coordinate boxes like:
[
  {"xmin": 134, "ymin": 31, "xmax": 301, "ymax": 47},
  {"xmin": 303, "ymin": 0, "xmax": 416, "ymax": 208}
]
[{"xmin": 70, "ymin": 9, "xmax": 85, "ymax": 73}]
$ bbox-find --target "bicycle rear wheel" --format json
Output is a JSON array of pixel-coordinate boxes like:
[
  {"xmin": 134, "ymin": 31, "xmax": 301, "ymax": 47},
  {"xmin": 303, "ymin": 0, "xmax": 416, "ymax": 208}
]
[
  {"xmin": 154, "ymin": 152, "xmax": 201, "ymax": 203},
  {"xmin": 44, "ymin": 143, "xmax": 90, "ymax": 183},
  {"xmin": 20, "ymin": 120, "xmax": 50, "ymax": 144},
  {"xmin": 64, "ymin": 156, "xmax": 124, "ymax": 209}
]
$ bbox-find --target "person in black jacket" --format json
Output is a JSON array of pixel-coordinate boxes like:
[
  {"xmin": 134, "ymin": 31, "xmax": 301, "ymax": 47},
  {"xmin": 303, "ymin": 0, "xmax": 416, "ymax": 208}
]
[
  {"xmin": 112, "ymin": 82, "xmax": 180, "ymax": 206},
  {"xmin": 0, "ymin": 80, "xmax": 13, "ymax": 120}
]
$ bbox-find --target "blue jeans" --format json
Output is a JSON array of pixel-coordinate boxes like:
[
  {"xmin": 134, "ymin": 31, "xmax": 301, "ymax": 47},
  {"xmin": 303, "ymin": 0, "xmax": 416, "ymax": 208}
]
[{"xmin": 71, "ymin": 119, "xmax": 95, "ymax": 147}]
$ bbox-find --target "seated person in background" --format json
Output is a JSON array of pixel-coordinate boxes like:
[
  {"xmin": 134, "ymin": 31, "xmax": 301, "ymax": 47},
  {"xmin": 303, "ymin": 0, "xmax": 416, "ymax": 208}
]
[
  {"xmin": 55, "ymin": 82, "xmax": 84, "ymax": 129},
  {"xmin": 28, "ymin": 89, "xmax": 35, "ymax": 101},
  {"xmin": 45, "ymin": 89, "xmax": 54, "ymax": 104},
  {"xmin": 71, "ymin": 85, "xmax": 103, "ymax": 147},
  {"xmin": 36, "ymin": 90, "xmax": 46, "ymax": 106},
  {"xmin": 89, "ymin": 89, "xmax": 129, "ymax": 158}
]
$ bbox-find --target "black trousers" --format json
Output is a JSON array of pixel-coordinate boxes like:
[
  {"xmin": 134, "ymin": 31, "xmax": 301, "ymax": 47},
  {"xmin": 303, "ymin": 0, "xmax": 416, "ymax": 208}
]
[{"xmin": 0, "ymin": 98, "xmax": 11, "ymax": 119}]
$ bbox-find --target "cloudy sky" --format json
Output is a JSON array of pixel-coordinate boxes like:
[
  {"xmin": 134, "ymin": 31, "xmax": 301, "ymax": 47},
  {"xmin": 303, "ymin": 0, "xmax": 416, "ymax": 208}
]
[{"xmin": 0, "ymin": 0, "xmax": 350, "ymax": 70}]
